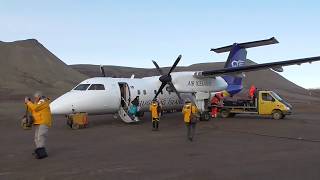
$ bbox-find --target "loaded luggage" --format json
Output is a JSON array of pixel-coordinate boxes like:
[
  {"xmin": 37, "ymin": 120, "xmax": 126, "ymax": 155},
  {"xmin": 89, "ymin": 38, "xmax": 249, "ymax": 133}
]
[{"xmin": 66, "ymin": 112, "xmax": 89, "ymax": 129}]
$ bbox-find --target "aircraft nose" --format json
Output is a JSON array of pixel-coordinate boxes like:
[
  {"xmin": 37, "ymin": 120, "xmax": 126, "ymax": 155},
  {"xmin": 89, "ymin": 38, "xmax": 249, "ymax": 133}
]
[{"xmin": 50, "ymin": 93, "xmax": 74, "ymax": 115}]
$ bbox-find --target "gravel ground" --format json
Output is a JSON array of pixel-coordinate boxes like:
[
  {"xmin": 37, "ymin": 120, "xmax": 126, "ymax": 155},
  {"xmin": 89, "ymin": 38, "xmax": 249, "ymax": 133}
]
[{"xmin": 0, "ymin": 102, "xmax": 320, "ymax": 180}]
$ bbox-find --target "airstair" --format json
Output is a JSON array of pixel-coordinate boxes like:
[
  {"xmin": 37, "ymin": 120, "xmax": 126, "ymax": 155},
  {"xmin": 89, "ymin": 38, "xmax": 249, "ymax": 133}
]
[{"xmin": 118, "ymin": 98, "xmax": 139, "ymax": 123}]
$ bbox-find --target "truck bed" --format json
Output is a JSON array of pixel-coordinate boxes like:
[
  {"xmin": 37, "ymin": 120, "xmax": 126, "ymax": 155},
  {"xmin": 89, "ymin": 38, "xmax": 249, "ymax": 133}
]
[{"xmin": 217, "ymin": 98, "xmax": 259, "ymax": 114}]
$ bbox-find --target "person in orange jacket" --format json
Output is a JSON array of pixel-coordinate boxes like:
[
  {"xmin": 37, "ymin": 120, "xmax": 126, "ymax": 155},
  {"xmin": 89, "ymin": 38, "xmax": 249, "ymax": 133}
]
[
  {"xmin": 211, "ymin": 93, "xmax": 223, "ymax": 118},
  {"xmin": 25, "ymin": 91, "xmax": 52, "ymax": 159},
  {"xmin": 182, "ymin": 99, "xmax": 199, "ymax": 141},
  {"xmin": 249, "ymin": 85, "xmax": 257, "ymax": 105},
  {"xmin": 149, "ymin": 99, "xmax": 161, "ymax": 131}
]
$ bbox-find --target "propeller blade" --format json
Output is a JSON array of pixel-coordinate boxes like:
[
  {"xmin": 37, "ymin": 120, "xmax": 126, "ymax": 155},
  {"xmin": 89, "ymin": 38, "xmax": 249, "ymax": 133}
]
[
  {"xmin": 152, "ymin": 60, "xmax": 164, "ymax": 75},
  {"xmin": 154, "ymin": 83, "xmax": 166, "ymax": 100},
  {"xmin": 100, "ymin": 65, "xmax": 106, "ymax": 77},
  {"xmin": 168, "ymin": 54, "xmax": 182, "ymax": 74},
  {"xmin": 168, "ymin": 82, "xmax": 182, "ymax": 100}
]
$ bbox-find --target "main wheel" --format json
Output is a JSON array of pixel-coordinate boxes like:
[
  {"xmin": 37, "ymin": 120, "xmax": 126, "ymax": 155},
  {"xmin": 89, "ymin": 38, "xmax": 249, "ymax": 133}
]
[
  {"xmin": 229, "ymin": 113, "xmax": 236, "ymax": 118},
  {"xmin": 137, "ymin": 112, "xmax": 144, "ymax": 117},
  {"xmin": 272, "ymin": 110, "xmax": 283, "ymax": 120},
  {"xmin": 220, "ymin": 109, "xmax": 230, "ymax": 118},
  {"xmin": 200, "ymin": 112, "xmax": 211, "ymax": 121},
  {"xmin": 72, "ymin": 123, "xmax": 80, "ymax": 129}
]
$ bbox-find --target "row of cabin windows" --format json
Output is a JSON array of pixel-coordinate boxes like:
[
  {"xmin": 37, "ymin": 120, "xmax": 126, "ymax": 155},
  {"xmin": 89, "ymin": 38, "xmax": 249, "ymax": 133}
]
[
  {"xmin": 137, "ymin": 89, "xmax": 171, "ymax": 95},
  {"xmin": 74, "ymin": 84, "xmax": 105, "ymax": 91}
]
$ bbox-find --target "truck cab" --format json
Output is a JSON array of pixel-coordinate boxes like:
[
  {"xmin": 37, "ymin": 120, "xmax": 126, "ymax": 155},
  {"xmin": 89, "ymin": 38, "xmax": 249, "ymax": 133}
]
[
  {"xmin": 258, "ymin": 91, "xmax": 292, "ymax": 119},
  {"xmin": 219, "ymin": 90, "xmax": 292, "ymax": 120}
]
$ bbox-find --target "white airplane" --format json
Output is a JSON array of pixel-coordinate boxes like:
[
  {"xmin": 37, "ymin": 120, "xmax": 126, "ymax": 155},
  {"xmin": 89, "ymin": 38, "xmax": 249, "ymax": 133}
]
[{"xmin": 50, "ymin": 37, "xmax": 320, "ymax": 123}]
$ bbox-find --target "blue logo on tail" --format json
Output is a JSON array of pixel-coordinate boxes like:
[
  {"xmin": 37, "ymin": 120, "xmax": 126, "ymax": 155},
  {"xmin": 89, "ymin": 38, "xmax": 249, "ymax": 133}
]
[{"xmin": 222, "ymin": 44, "xmax": 247, "ymax": 96}]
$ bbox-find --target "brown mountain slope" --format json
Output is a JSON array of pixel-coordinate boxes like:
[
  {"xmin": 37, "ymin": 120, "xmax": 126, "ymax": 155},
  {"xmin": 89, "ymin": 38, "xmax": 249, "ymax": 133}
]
[
  {"xmin": 0, "ymin": 39, "xmax": 88, "ymax": 100},
  {"xmin": 71, "ymin": 61, "xmax": 319, "ymax": 103},
  {"xmin": 309, "ymin": 89, "xmax": 320, "ymax": 97}
]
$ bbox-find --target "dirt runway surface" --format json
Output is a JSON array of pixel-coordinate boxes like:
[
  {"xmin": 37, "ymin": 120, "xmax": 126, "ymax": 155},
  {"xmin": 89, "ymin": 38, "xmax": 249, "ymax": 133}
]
[{"xmin": 1, "ymin": 103, "xmax": 320, "ymax": 180}]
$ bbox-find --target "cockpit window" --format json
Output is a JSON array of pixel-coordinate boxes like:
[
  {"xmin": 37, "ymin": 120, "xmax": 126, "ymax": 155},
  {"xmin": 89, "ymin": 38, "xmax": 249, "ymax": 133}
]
[
  {"xmin": 74, "ymin": 84, "xmax": 90, "ymax": 91},
  {"xmin": 88, "ymin": 84, "xmax": 105, "ymax": 90}
]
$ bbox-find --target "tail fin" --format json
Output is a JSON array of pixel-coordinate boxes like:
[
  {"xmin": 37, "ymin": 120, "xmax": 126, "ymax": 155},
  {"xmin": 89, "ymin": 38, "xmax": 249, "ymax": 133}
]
[
  {"xmin": 221, "ymin": 44, "xmax": 247, "ymax": 96},
  {"xmin": 211, "ymin": 37, "xmax": 279, "ymax": 96},
  {"xmin": 224, "ymin": 44, "xmax": 247, "ymax": 68}
]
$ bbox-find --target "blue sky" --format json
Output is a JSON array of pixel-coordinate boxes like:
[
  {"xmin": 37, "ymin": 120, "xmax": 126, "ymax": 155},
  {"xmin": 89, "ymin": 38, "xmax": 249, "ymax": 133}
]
[{"xmin": 1, "ymin": 0, "xmax": 320, "ymax": 88}]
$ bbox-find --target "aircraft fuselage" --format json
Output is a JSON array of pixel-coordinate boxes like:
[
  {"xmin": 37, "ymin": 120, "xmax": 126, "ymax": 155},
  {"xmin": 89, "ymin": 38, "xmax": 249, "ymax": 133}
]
[{"xmin": 50, "ymin": 72, "xmax": 228, "ymax": 115}]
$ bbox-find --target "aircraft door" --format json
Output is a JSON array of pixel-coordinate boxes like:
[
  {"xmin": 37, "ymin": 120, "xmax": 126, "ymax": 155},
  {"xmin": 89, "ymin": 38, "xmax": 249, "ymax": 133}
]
[
  {"xmin": 117, "ymin": 82, "xmax": 139, "ymax": 123},
  {"xmin": 118, "ymin": 83, "xmax": 131, "ymax": 109}
]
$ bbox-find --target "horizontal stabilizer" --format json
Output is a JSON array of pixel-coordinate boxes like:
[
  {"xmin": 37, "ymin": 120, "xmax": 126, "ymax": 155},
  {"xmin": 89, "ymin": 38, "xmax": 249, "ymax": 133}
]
[
  {"xmin": 200, "ymin": 56, "xmax": 320, "ymax": 77},
  {"xmin": 211, "ymin": 37, "xmax": 279, "ymax": 53}
]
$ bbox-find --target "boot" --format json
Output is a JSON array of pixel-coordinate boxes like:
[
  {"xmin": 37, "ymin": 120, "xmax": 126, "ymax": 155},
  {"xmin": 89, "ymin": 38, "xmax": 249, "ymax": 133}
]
[
  {"xmin": 155, "ymin": 121, "xmax": 159, "ymax": 131},
  {"xmin": 34, "ymin": 147, "xmax": 48, "ymax": 159},
  {"xmin": 152, "ymin": 121, "xmax": 156, "ymax": 131}
]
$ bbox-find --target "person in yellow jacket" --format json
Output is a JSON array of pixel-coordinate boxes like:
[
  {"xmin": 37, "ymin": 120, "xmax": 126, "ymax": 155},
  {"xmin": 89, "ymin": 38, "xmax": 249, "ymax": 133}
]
[
  {"xmin": 25, "ymin": 91, "xmax": 52, "ymax": 159},
  {"xmin": 182, "ymin": 99, "xmax": 199, "ymax": 141},
  {"xmin": 149, "ymin": 99, "xmax": 161, "ymax": 131}
]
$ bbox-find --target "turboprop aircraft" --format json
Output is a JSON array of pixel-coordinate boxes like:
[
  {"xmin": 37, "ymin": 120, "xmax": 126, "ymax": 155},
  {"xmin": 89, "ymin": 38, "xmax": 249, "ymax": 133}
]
[{"xmin": 50, "ymin": 37, "xmax": 320, "ymax": 123}]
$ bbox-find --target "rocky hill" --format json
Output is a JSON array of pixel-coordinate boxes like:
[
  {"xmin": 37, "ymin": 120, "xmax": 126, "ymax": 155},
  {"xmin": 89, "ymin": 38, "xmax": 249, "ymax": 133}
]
[{"xmin": 0, "ymin": 39, "xmax": 88, "ymax": 100}]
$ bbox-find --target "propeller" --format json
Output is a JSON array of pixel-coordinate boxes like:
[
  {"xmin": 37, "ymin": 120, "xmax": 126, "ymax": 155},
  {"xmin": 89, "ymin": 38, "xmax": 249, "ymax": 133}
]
[
  {"xmin": 100, "ymin": 65, "xmax": 106, "ymax": 77},
  {"xmin": 152, "ymin": 55, "xmax": 182, "ymax": 101}
]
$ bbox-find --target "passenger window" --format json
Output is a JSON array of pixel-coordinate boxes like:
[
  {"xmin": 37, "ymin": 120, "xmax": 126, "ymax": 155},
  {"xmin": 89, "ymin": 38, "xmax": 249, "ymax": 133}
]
[
  {"xmin": 262, "ymin": 93, "xmax": 274, "ymax": 101},
  {"xmin": 143, "ymin": 90, "xmax": 146, "ymax": 95},
  {"xmin": 74, "ymin": 84, "xmax": 90, "ymax": 91},
  {"xmin": 137, "ymin": 90, "xmax": 141, "ymax": 95},
  {"xmin": 88, "ymin": 84, "xmax": 105, "ymax": 90}
]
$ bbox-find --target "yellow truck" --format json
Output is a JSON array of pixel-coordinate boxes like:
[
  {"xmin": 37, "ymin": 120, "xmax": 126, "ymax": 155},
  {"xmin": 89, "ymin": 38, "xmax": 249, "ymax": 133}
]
[{"xmin": 218, "ymin": 90, "xmax": 292, "ymax": 120}]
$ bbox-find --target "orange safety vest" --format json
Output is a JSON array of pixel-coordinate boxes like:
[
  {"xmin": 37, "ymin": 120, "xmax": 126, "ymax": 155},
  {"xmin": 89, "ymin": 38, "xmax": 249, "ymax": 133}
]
[
  {"xmin": 182, "ymin": 103, "xmax": 198, "ymax": 123},
  {"xmin": 149, "ymin": 103, "xmax": 159, "ymax": 119}
]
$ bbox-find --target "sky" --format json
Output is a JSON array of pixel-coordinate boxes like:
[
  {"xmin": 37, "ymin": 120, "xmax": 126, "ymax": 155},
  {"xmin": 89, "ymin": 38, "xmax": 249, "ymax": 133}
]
[{"xmin": 1, "ymin": 0, "xmax": 320, "ymax": 89}]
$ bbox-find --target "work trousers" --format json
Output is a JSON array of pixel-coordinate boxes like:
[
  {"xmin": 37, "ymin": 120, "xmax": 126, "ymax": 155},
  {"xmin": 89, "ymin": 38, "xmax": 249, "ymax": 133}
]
[
  {"xmin": 34, "ymin": 125, "xmax": 49, "ymax": 148},
  {"xmin": 211, "ymin": 107, "xmax": 218, "ymax": 118},
  {"xmin": 186, "ymin": 122, "xmax": 196, "ymax": 140},
  {"xmin": 152, "ymin": 118, "xmax": 159, "ymax": 130}
]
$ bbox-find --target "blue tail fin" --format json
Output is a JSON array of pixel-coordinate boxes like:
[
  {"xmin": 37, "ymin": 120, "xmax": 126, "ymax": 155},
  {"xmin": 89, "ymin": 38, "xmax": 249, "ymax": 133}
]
[
  {"xmin": 224, "ymin": 44, "xmax": 247, "ymax": 68},
  {"xmin": 211, "ymin": 37, "xmax": 278, "ymax": 96},
  {"xmin": 222, "ymin": 44, "xmax": 247, "ymax": 96}
]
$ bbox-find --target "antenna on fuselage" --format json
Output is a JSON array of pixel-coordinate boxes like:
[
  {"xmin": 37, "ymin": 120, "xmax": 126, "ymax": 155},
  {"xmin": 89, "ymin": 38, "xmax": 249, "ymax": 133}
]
[{"xmin": 100, "ymin": 65, "xmax": 106, "ymax": 77}]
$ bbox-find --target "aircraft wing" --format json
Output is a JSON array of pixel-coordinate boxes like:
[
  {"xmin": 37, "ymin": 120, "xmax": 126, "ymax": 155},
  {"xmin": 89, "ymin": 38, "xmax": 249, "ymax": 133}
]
[{"xmin": 196, "ymin": 56, "xmax": 320, "ymax": 77}]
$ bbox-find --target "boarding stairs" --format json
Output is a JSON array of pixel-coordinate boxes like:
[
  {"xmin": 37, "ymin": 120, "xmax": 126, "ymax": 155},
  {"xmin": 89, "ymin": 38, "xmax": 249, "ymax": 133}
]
[{"xmin": 118, "ymin": 97, "xmax": 139, "ymax": 123}]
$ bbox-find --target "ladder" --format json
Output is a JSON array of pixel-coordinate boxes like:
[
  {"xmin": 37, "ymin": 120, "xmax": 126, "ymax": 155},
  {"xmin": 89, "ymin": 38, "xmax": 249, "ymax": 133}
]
[{"xmin": 118, "ymin": 98, "xmax": 139, "ymax": 123}]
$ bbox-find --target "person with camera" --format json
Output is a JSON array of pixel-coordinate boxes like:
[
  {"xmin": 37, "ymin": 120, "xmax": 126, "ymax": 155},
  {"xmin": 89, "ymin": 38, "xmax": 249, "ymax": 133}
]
[
  {"xmin": 25, "ymin": 91, "xmax": 52, "ymax": 159},
  {"xmin": 182, "ymin": 99, "xmax": 199, "ymax": 141},
  {"xmin": 149, "ymin": 99, "xmax": 162, "ymax": 131}
]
